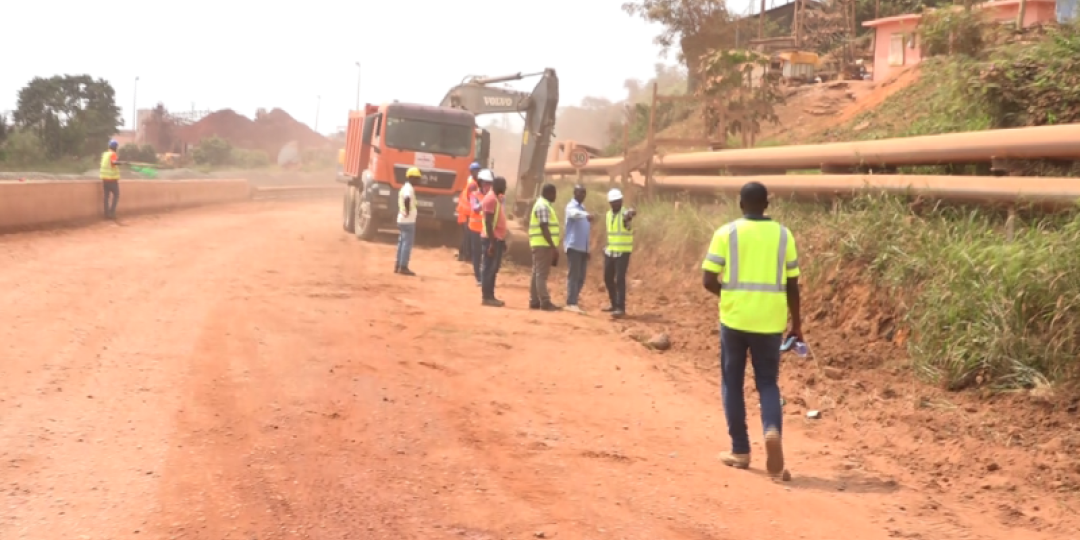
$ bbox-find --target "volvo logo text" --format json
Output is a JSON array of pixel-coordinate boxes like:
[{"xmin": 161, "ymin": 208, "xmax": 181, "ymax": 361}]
[{"xmin": 483, "ymin": 96, "xmax": 514, "ymax": 107}]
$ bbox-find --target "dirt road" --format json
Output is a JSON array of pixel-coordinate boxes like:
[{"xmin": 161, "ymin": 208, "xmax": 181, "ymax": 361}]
[{"xmin": 0, "ymin": 201, "xmax": 1068, "ymax": 539}]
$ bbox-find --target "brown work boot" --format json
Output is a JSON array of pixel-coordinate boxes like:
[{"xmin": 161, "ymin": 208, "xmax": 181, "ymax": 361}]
[
  {"xmin": 718, "ymin": 451, "xmax": 750, "ymax": 469},
  {"xmin": 764, "ymin": 429, "xmax": 785, "ymax": 477}
]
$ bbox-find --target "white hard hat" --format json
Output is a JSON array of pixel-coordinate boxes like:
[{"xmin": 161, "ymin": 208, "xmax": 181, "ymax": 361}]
[
  {"xmin": 477, "ymin": 169, "xmax": 494, "ymax": 182},
  {"xmin": 607, "ymin": 188, "xmax": 623, "ymax": 202}
]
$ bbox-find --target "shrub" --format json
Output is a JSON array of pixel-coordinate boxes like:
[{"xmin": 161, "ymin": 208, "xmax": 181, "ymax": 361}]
[
  {"xmin": 192, "ymin": 136, "xmax": 232, "ymax": 166},
  {"xmin": 119, "ymin": 143, "xmax": 157, "ymax": 164},
  {"xmin": 230, "ymin": 148, "xmax": 270, "ymax": 168},
  {"xmin": 0, "ymin": 129, "xmax": 47, "ymax": 166}
]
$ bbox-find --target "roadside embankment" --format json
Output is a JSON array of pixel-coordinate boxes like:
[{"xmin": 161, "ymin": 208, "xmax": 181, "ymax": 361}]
[
  {"xmin": 0, "ymin": 179, "xmax": 251, "ymax": 233},
  {"xmin": 540, "ymin": 178, "xmax": 1080, "ymax": 506}
]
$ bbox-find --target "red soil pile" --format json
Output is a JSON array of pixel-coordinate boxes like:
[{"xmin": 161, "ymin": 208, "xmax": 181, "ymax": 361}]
[{"xmin": 178, "ymin": 108, "xmax": 329, "ymax": 157}]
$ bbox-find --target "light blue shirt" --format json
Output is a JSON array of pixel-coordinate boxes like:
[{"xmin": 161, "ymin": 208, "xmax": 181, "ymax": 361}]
[{"xmin": 563, "ymin": 199, "xmax": 590, "ymax": 253}]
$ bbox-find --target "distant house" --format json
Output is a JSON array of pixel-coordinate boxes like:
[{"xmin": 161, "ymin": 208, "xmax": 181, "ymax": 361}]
[{"xmin": 863, "ymin": 0, "xmax": 1059, "ymax": 82}]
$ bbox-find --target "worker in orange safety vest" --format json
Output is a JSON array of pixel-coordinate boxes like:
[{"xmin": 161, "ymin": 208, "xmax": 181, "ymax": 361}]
[
  {"xmin": 456, "ymin": 162, "xmax": 481, "ymax": 262},
  {"xmin": 467, "ymin": 168, "xmax": 494, "ymax": 286}
]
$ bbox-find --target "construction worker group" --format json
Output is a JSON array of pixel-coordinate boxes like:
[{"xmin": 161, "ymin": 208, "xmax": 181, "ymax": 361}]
[{"xmin": 448, "ymin": 162, "xmax": 636, "ymax": 315}]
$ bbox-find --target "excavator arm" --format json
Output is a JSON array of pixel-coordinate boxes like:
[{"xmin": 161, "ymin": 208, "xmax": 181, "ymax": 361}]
[{"xmin": 439, "ymin": 68, "xmax": 559, "ymax": 219}]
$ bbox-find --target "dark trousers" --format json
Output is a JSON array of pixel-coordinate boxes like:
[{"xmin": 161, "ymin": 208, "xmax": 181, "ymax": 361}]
[
  {"xmin": 565, "ymin": 249, "xmax": 588, "ymax": 306},
  {"xmin": 480, "ymin": 237, "xmax": 505, "ymax": 300},
  {"xmin": 468, "ymin": 230, "xmax": 483, "ymax": 283},
  {"xmin": 603, "ymin": 253, "xmax": 631, "ymax": 311},
  {"xmin": 719, "ymin": 325, "xmax": 783, "ymax": 455},
  {"xmin": 458, "ymin": 222, "xmax": 471, "ymax": 260},
  {"xmin": 102, "ymin": 181, "xmax": 120, "ymax": 218}
]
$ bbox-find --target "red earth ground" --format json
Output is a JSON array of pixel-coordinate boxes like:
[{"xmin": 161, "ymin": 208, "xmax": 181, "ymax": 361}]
[{"xmin": 0, "ymin": 199, "xmax": 1076, "ymax": 539}]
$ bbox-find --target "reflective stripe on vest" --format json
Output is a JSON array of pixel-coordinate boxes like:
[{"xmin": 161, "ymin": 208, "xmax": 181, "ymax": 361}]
[
  {"xmin": 528, "ymin": 199, "xmax": 560, "ymax": 247},
  {"xmin": 606, "ymin": 210, "xmax": 633, "ymax": 253},
  {"xmin": 481, "ymin": 196, "xmax": 503, "ymax": 238},
  {"xmin": 707, "ymin": 219, "xmax": 791, "ymax": 293},
  {"xmin": 100, "ymin": 151, "xmax": 120, "ymax": 181}
]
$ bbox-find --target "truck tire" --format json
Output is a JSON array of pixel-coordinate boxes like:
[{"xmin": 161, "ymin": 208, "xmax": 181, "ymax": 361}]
[
  {"xmin": 342, "ymin": 186, "xmax": 356, "ymax": 233},
  {"xmin": 354, "ymin": 187, "xmax": 379, "ymax": 241}
]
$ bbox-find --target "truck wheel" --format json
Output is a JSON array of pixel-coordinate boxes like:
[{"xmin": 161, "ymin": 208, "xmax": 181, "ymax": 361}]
[
  {"xmin": 342, "ymin": 186, "xmax": 356, "ymax": 233},
  {"xmin": 354, "ymin": 187, "xmax": 378, "ymax": 241}
]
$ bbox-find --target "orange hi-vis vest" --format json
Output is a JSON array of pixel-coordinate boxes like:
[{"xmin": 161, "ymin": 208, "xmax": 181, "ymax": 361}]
[
  {"xmin": 467, "ymin": 182, "xmax": 486, "ymax": 233},
  {"xmin": 457, "ymin": 176, "xmax": 476, "ymax": 224}
]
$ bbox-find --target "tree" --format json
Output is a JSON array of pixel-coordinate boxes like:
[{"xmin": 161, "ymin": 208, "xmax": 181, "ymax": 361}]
[
  {"xmin": 12, "ymin": 75, "xmax": 122, "ymax": 160},
  {"xmin": 622, "ymin": 0, "xmax": 733, "ymax": 92},
  {"xmin": 0, "ymin": 113, "xmax": 8, "ymax": 146}
]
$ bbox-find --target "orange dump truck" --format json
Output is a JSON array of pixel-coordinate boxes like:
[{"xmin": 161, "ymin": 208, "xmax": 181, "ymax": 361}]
[{"xmin": 339, "ymin": 102, "xmax": 489, "ymax": 240}]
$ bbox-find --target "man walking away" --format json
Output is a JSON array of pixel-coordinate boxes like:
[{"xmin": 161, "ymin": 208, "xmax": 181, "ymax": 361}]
[
  {"xmin": 701, "ymin": 181, "xmax": 802, "ymax": 479},
  {"xmin": 528, "ymin": 183, "xmax": 561, "ymax": 311},
  {"xmin": 456, "ymin": 162, "xmax": 482, "ymax": 261},
  {"xmin": 563, "ymin": 184, "xmax": 593, "ymax": 314},
  {"xmin": 480, "ymin": 176, "xmax": 509, "ymax": 307},
  {"xmin": 100, "ymin": 139, "xmax": 126, "ymax": 219},
  {"xmin": 469, "ymin": 169, "xmax": 494, "ymax": 286},
  {"xmin": 395, "ymin": 167, "xmax": 421, "ymax": 276},
  {"xmin": 603, "ymin": 188, "xmax": 636, "ymax": 319}
]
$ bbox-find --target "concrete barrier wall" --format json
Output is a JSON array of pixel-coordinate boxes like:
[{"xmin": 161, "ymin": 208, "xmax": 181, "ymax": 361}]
[{"xmin": 0, "ymin": 179, "xmax": 252, "ymax": 233}]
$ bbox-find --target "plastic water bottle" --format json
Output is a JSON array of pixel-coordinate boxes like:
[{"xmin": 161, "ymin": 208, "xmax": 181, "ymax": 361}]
[{"xmin": 781, "ymin": 335, "xmax": 809, "ymax": 358}]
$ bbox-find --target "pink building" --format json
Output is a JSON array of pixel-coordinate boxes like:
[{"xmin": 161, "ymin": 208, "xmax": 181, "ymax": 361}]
[{"xmin": 863, "ymin": 0, "xmax": 1059, "ymax": 82}]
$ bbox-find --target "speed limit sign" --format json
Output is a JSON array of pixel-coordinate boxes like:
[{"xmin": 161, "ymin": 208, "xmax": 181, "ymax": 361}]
[{"xmin": 568, "ymin": 148, "xmax": 590, "ymax": 169}]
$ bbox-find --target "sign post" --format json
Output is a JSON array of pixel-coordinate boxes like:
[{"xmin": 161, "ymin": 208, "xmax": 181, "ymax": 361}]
[{"xmin": 568, "ymin": 148, "xmax": 590, "ymax": 169}]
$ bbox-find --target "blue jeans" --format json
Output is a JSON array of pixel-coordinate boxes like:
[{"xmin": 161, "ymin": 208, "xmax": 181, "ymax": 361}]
[
  {"xmin": 396, "ymin": 222, "xmax": 416, "ymax": 269},
  {"xmin": 480, "ymin": 237, "xmax": 505, "ymax": 300},
  {"xmin": 102, "ymin": 181, "xmax": 119, "ymax": 218},
  {"xmin": 719, "ymin": 325, "xmax": 783, "ymax": 455},
  {"xmin": 468, "ymin": 230, "xmax": 483, "ymax": 282},
  {"xmin": 565, "ymin": 248, "xmax": 588, "ymax": 306},
  {"xmin": 458, "ymin": 222, "xmax": 471, "ymax": 260}
]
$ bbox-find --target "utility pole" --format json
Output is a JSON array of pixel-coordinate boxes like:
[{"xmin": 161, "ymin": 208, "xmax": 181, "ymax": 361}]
[
  {"xmin": 314, "ymin": 96, "xmax": 321, "ymax": 133},
  {"xmin": 354, "ymin": 62, "xmax": 362, "ymax": 111},
  {"xmin": 133, "ymin": 76, "xmax": 139, "ymax": 142},
  {"xmin": 758, "ymin": 0, "xmax": 766, "ymax": 40},
  {"xmin": 792, "ymin": 0, "xmax": 801, "ymax": 48},
  {"xmin": 1017, "ymin": 0, "xmax": 1028, "ymax": 29}
]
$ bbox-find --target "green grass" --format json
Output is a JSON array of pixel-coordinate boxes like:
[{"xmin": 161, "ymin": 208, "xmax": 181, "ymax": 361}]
[{"xmin": 549, "ymin": 178, "xmax": 1080, "ymax": 391}]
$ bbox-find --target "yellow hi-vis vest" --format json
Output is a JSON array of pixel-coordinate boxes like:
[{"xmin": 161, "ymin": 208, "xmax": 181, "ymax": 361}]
[
  {"xmin": 99, "ymin": 151, "xmax": 120, "ymax": 181},
  {"xmin": 605, "ymin": 210, "xmax": 633, "ymax": 253},
  {"xmin": 701, "ymin": 218, "xmax": 800, "ymax": 334},
  {"xmin": 528, "ymin": 198, "xmax": 560, "ymax": 248}
]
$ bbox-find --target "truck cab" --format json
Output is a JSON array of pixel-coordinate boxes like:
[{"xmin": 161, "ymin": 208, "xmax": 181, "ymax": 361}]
[{"xmin": 341, "ymin": 102, "xmax": 489, "ymax": 240}]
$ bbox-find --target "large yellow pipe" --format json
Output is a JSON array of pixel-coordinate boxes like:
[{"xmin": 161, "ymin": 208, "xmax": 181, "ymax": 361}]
[{"xmin": 545, "ymin": 123, "xmax": 1080, "ymax": 174}]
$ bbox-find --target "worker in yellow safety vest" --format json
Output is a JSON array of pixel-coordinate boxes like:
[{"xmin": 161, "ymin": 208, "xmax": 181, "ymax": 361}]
[
  {"xmin": 701, "ymin": 181, "xmax": 802, "ymax": 480},
  {"xmin": 456, "ymin": 162, "xmax": 482, "ymax": 262},
  {"xmin": 528, "ymin": 183, "xmax": 561, "ymax": 311},
  {"xmin": 602, "ymin": 188, "xmax": 636, "ymax": 318},
  {"xmin": 99, "ymin": 139, "xmax": 127, "ymax": 220}
]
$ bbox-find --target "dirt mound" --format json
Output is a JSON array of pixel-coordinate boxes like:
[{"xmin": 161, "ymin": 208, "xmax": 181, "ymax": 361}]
[{"xmin": 178, "ymin": 108, "xmax": 329, "ymax": 157}]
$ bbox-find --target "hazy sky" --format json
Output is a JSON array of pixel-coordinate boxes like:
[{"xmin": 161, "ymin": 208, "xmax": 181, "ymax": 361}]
[
  {"xmin": 2, "ymin": 1, "xmax": 774, "ymax": 134},
  {"xmin": 1, "ymin": 0, "xmax": 760, "ymax": 134}
]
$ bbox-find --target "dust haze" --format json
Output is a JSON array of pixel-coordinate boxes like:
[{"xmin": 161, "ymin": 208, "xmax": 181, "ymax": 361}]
[{"xmin": 484, "ymin": 64, "xmax": 687, "ymax": 192}]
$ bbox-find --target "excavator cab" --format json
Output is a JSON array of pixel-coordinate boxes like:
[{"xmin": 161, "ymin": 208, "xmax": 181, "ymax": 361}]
[{"xmin": 474, "ymin": 127, "xmax": 491, "ymax": 168}]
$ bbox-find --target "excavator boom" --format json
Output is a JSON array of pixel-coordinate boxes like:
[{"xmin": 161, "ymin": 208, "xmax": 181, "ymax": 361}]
[{"xmin": 439, "ymin": 68, "xmax": 559, "ymax": 219}]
